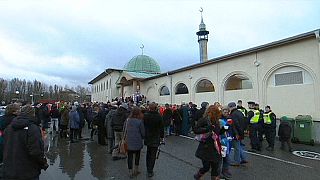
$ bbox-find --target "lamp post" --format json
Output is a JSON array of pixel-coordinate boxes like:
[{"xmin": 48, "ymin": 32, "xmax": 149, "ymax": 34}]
[
  {"xmin": 15, "ymin": 90, "xmax": 20, "ymax": 101},
  {"xmin": 30, "ymin": 94, "xmax": 34, "ymax": 104}
]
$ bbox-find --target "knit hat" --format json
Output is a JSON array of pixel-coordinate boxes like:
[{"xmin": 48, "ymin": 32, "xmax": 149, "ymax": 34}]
[
  {"xmin": 227, "ymin": 102, "xmax": 237, "ymax": 108},
  {"xmin": 120, "ymin": 103, "xmax": 128, "ymax": 110},
  {"xmin": 201, "ymin": 102, "xmax": 209, "ymax": 108},
  {"xmin": 20, "ymin": 105, "xmax": 35, "ymax": 117}
]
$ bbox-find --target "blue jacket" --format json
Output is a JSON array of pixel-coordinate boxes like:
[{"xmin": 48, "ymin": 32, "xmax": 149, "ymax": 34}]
[{"xmin": 69, "ymin": 110, "xmax": 80, "ymax": 129}]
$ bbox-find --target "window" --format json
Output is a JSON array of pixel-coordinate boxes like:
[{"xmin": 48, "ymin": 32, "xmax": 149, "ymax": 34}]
[
  {"xmin": 106, "ymin": 81, "xmax": 108, "ymax": 89},
  {"xmin": 160, "ymin": 86, "xmax": 170, "ymax": 96},
  {"xmin": 275, "ymin": 71, "xmax": 303, "ymax": 86},
  {"xmin": 196, "ymin": 79, "xmax": 215, "ymax": 93},
  {"xmin": 175, "ymin": 83, "xmax": 189, "ymax": 95},
  {"xmin": 225, "ymin": 74, "xmax": 253, "ymax": 90}
]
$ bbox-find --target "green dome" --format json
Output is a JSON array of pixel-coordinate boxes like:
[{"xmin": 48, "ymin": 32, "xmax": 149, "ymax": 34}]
[{"xmin": 124, "ymin": 55, "xmax": 161, "ymax": 73}]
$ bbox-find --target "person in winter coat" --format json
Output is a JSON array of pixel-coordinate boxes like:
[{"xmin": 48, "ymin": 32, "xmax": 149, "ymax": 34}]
[
  {"xmin": 39, "ymin": 103, "xmax": 50, "ymax": 131},
  {"xmin": 180, "ymin": 103, "xmax": 190, "ymax": 136},
  {"xmin": 50, "ymin": 104, "xmax": 60, "ymax": 135},
  {"xmin": 126, "ymin": 107, "xmax": 145, "ymax": 178},
  {"xmin": 111, "ymin": 103, "xmax": 129, "ymax": 160},
  {"xmin": 77, "ymin": 104, "xmax": 86, "ymax": 139},
  {"xmin": 97, "ymin": 104, "xmax": 108, "ymax": 145},
  {"xmin": 194, "ymin": 102, "xmax": 209, "ymax": 125},
  {"xmin": 69, "ymin": 105, "xmax": 80, "ymax": 143},
  {"xmin": 162, "ymin": 104, "xmax": 173, "ymax": 136},
  {"xmin": 143, "ymin": 103, "xmax": 164, "ymax": 178},
  {"xmin": 59, "ymin": 105, "xmax": 70, "ymax": 139},
  {"xmin": 172, "ymin": 107, "xmax": 182, "ymax": 136},
  {"xmin": 228, "ymin": 102, "xmax": 248, "ymax": 166},
  {"xmin": 193, "ymin": 105, "xmax": 222, "ymax": 180},
  {"xmin": 278, "ymin": 116, "xmax": 293, "ymax": 152},
  {"xmin": 0, "ymin": 103, "xmax": 20, "ymax": 163},
  {"xmin": 111, "ymin": 103, "xmax": 129, "ymax": 146},
  {"xmin": 3, "ymin": 105, "xmax": 49, "ymax": 179},
  {"xmin": 105, "ymin": 103, "xmax": 117, "ymax": 153}
]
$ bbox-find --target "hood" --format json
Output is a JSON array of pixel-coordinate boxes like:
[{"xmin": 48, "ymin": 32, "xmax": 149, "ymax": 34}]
[{"xmin": 11, "ymin": 116, "xmax": 30, "ymax": 130}]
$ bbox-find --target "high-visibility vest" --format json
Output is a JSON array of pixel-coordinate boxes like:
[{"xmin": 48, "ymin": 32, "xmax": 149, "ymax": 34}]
[
  {"xmin": 263, "ymin": 112, "xmax": 272, "ymax": 124},
  {"xmin": 250, "ymin": 110, "xmax": 260, "ymax": 124},
  {"xmin": 238, "ymin": 108, "xmax": 246, "ymax": 116}
]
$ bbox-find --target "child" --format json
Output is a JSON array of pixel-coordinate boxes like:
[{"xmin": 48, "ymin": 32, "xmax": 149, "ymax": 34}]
[{"xmin": 278, "ymin": 116, "xmax": 293, "ymax": 152}]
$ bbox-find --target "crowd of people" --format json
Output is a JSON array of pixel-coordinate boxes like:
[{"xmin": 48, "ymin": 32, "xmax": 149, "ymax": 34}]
[{"xmin": 0, "ymin": 98, "xmax": 294, "ymax": 179}]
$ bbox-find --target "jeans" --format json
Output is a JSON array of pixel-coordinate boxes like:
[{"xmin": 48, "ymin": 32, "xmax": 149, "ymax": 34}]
[
  {"xmin": 127, "ymin": 150, "xmax": 141, "ymax": 169},
  {"xmin": 146, "ymin": 146, "xmax": 158, "ymax": 173},
  {"xmin": 165, "ymin": 126, "xmax": 171, "ymax": 136},
  {"xmin": 70, "ymin": 128, "xmax": 78, "ymax": 142},
  {"xmin": 50, "ymin": 118, "xmax": 59, "ymax": 132},
  {"xmin": 232, "ymin": 140, "xmax": 246, "ymax": 163},
  {"xmin": 222, "ymin": 156, "xmax": 230, "ymax": 170}
]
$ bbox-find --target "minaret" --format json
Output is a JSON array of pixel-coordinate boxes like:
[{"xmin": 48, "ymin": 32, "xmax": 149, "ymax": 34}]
[{"xmin": 196, "ymin": 8, "xmax": 209, "ymax": 63}]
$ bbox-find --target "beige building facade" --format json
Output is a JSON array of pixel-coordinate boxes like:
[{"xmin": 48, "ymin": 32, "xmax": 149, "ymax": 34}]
[{"xmin": 89, "ymin": 29, "xmax": 320, "ymax": 142}]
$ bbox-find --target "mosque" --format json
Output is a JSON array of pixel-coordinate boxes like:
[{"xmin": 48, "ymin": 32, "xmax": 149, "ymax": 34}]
[{"xmin": 89, "ymin": 13, "xmax": 320, "ymax": 142}]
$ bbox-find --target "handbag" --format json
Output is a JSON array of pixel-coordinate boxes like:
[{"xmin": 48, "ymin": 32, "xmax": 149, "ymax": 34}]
[{"xmin": 119, "ymin": 119, "xmax": 128, "ymax": 154}]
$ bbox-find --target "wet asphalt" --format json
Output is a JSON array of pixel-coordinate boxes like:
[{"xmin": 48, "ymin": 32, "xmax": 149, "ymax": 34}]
[{"xmin": 40, "ymin": 129, "xmax": 320, "ymax": 180}]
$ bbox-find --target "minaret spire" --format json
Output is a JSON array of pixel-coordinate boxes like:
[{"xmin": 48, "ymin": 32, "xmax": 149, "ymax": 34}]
[
  {"xmin": 196, "ymin": 7, "xmax": 209, "ymax": 63},
  {"xmin": 140, "ymin": 44, "xmax": 144, "ymax": 55}
]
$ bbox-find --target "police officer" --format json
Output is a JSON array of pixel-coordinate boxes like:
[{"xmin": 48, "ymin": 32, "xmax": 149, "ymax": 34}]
[
  {"xmin": 237, "ymin": 100, "xmax": 247, "ymax": 117},
  {"xmin": 255, "ymin": 103, "xmax": 265, "ymax": 145},
  {"xmin": 263, "ymin": 106, "xmax": 276, "ymax": 151},
  {"xmin": 247, "ymin": 101, "xmax": 261, "ymax": 152}
]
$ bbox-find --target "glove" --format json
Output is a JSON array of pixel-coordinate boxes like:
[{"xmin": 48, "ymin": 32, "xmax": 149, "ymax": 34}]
[{"xmin": 227, "ymin": 119, "xmax": 233, "ymax": 125}]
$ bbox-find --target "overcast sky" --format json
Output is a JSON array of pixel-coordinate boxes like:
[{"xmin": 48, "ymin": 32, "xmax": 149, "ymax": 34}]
[{"xmin": 0, "ymin": 0, "xmax": 319, "ymax": 87}]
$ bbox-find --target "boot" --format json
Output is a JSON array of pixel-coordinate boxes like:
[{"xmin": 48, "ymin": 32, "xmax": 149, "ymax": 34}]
[
  {"xmin": 133, "ymin": 165, "xmax": 141, "ymax": 176},
  {"xmin": 221, "ymin": 168, "xmax": 232, "ymax": 179},
  {"xmin": 128, "ymin": 169, "xmax": 134, "ymax": 179},
  {"xmin": 193, "ymin": 172, "xmax": 203, "ymax": 180},
  {"xmin": 211, "ymin": 176, "xmax": 220, "ymax": 180}
]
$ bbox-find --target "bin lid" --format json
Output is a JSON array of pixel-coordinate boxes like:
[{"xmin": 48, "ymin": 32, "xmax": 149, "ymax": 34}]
[
  {"xmin": 295, "ymin": 115, "xmax": 312, "ymax": 121},
  {"xmin": 280, "ymin": 116, "xmax": 294, "ymax": 121}
]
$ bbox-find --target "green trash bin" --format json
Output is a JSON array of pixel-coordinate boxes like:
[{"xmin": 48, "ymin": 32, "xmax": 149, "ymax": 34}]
[
  {"xmin": 294, "ymin": 115, "xmax": 315, "ymax": 145},
  {"xmin": 280, "ymin": 116, "xmax": 295, "ymax": 141}
]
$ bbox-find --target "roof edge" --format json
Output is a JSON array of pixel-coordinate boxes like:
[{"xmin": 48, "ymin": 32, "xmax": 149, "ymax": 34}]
[
  {"xmin": 143, "ymin": 29, "xmax": 319, "ymax": 81},
  {"xmin": 88, "ymin": 68, "xmax": 123, "ymax": 84}
]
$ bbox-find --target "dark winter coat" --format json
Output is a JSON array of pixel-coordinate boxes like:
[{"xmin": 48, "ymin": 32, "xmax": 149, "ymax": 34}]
[
  {"xmin": 162, "ymin": 108, "xmax": 173, "ymax": 127},
  {"xmin": 3, "ymin": 115, "xmax": 47, "ymax": 179},
  {"xmin": 126, "ymin": 118, "xmax": 145, "ymax": 151},
  {"xmin": 50, "ymin": 108, "xmax": 60, "ymax": 119},
  {"xmin": 60, "ymin": 108, "xmax": 69, "ymax": 126},
  {"xmin": 105, "ymin": 109, "xmax": 117, "ymax": 139},
  {"xmin": 230, "ymin": 109, "xmax": 245, "ymax": 138},
  {"xmin": 111, "ymin": 107, "xmax": 129, "ymax": 132},
  {"xmin": 278, "ymin": 121, "xmax": 292, "ymax": 141},
  {"xmin": 0, "ymin": 114, "xmax": 17, "ymax": 131},
  {"xmin": 77, "ymin": 106, "xmax": 85, "ymax": 128},
  {"xmin": 39, "ymin": 105, "xmax": 50, "ymax": 128},
  {"xmin": 194, "ymin": 117, "xmax": 221, "ymax": 163},
  {"xmin": 194, "ymin": 107, "xmax": 206, "ymax": 122},
  {"xmin": 143, "ymin": 110, "xmax": 164, "ymax": 147}
]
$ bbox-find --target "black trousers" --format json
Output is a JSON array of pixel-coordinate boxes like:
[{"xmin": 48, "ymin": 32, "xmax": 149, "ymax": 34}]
[
  {"xmin": 199, "ymin": 160, "xmax": 220, "ymax": 177},
  {"xmin": 146, "ymin": 146, "xmax": 158, "ymax": 173},
  {"xmin": 249, "ymin": 124, "xmax": 261, "ymax": 150},
  {"xmin": 70, "ymin": 128, "xmax": 78, "ymax": 142},
  {"xmin": 97, "ymin": 126, "xmax": 107, "ymax": 145},
  {"xmin": 264, "ymin": 126, "xmax": 276, "ymax": 148},
  {"xmin": 127, "ymin": 150, "xmax": 141, "ymax": 169}
]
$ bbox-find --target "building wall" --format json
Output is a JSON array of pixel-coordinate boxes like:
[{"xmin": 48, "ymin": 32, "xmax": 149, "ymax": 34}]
[
  {"xmin": 141, "ymin": 37, "xmax": 320, "ymax": 123},
  {"xmin": 91, "ymin": 71, "xmax": 121, "ymax": 102}
]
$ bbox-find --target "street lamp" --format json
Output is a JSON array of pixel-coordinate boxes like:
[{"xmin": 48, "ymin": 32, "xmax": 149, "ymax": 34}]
[
  {"xmin": 30, "ymin": 94, "xmax": 34, "ymax": 104},
  {"xmin": 15, "ymin": 90, "xmax": 20, "ymax": 100}
]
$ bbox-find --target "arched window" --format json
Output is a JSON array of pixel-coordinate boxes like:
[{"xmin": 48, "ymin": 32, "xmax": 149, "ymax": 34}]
[
  {"xmin": 196, "ymin": 79, "xmax": 215, "ymax": 93},
  {"xmin": 225, "ymin": 74, "xmax": 253, "ymax": 91},
  {"xmin": 106, "ymin": 81, "xmax": 108, "ymax": 89},
  {"xmin": 175, "ymin": 83, "xmax": 189, "ymax": 95},
  {"xmin": 159, "ymin": 86, "xmax": 170, "ymax": 96}
]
